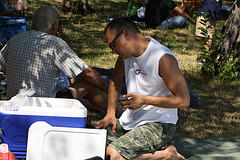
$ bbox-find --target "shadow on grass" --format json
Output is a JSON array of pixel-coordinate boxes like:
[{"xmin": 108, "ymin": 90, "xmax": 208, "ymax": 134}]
[
  {"xmin": 144, "ymin": 27, "xmax": 202, "ymax": 56},
  {"xmin": 25, "ymin": 0, "xmax": 128, "ymax": 59},
  {"xmin": 58, "ymin": 0, "xmax": 127, "ymax": 59},
  {"xmin": 178, "ymin": 71, "xmax": 240, "ymax": 138}
]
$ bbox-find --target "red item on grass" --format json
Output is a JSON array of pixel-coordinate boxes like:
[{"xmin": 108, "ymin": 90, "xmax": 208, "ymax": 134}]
[{"xmin": 0, "ymin": 144, "xmax": 18, "ymax": 160}]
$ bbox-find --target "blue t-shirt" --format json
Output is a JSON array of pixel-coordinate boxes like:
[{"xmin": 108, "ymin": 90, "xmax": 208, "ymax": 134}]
[{"xmin": 198, "ymin": 0, "xmax": 222, "ymax": 20}]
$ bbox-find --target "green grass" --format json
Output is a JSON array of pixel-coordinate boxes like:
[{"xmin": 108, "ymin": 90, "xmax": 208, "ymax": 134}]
[{"xmin": 21, "ymin": 0, "xmax": 240, "ymax": 138}]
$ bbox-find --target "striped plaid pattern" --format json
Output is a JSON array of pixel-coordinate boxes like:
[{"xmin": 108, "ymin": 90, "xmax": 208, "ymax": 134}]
[{"xmin": 0, "ymin": 30, "xmax": 88, "ymax": 98}]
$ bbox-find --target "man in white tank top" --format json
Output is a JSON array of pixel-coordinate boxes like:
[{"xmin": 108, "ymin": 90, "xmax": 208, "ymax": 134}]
[{"xmin": 97, "ymin": 17, "xmax": 190, "ymax": 160}]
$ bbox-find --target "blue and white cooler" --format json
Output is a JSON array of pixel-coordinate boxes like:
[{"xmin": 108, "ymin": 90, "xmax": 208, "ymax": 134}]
[{"xmin": 0, "ymin": 97, "xmax": 87, "ymax": 159}]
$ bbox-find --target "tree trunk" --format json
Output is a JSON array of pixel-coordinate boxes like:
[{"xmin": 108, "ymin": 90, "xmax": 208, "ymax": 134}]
[{"xmin": 221, "ymin": 0, "xmax": 240, "ymax": 64}]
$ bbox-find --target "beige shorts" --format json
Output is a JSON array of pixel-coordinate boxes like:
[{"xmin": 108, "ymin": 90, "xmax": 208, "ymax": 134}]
[{"xmin": 195, "ymin": 16, "xmax": 216, "ymax": 39}]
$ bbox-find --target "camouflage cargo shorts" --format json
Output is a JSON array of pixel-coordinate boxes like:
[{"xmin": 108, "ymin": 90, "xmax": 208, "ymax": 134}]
[{"xmin": 106, "ymin": 120, "xmax": 177, "ymax": 159}]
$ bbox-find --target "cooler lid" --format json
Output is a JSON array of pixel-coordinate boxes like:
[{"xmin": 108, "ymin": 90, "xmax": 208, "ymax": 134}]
[{"xmin": 26, "ymin": 121, "xmax": 106, "ymax": 160}]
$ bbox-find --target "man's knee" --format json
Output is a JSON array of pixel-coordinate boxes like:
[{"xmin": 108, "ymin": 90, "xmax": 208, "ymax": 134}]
[
  {"xmin": 106, "ymin": 145, "xmax": 115, "ymax": 158},
  {"xmin": 69, "ymin": 78, "xmax": 94, "ymax": 95},
  {"xmin": 106, "ymin": 145, "xmax": 125, "ymax": 160}
]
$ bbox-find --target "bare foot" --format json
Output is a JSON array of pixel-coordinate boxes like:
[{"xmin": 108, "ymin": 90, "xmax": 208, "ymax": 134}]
[{"xmin": 164, "ymin": 145, "xmax": 185, "ymax": 160}]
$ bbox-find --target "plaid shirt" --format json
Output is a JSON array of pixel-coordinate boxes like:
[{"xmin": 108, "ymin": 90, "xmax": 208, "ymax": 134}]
[{"xmin": 0, "ymin": 30, "xmax": 88, "ymax": 99}]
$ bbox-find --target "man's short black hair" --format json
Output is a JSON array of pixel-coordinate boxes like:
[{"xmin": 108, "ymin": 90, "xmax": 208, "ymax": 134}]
[{"xmin": 104, "ymin": 17, "xmax": 141, "ymax": 35}]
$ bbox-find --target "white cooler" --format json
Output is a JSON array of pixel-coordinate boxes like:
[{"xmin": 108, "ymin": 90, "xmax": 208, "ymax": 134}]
[{"xmin": 27, "ymin": 121, "xmax": 106, "ymax": 160}]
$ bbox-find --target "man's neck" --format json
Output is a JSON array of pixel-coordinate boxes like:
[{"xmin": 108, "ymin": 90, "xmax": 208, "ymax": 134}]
[{"xmin": 133, "ymin": 35, "xmax": 150, "ymax": 57}]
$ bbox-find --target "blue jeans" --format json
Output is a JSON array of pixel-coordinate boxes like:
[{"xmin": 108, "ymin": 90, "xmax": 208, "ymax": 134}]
[{"xmin": 158, "ymin": 16, "xmax": 187, "ymax": 29}]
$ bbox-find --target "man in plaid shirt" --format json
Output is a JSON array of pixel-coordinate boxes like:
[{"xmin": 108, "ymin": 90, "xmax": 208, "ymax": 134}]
[{"xmin": 0, "ymin": 6, "xmax": 108, "ymax": 112}]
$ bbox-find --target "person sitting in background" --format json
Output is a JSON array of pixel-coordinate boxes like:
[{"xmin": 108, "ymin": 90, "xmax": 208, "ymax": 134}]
[
  {"xmin": 145, "ymin": 0, "xmax": 195, "ymax": 29},
  {"xmin": 97, "ymin": 17, "xmax": 189, "ymax": 160},
  {"xmin": 129, "ymin": 0, "xmax": 195, "ymax": 29},
  {"xmin": 0, "ymin": 6, "xmax": 109, "ymax": 112}
]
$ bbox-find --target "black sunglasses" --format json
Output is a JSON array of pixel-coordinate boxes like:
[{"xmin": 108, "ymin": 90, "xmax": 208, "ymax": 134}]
[{"xmin": 109, "ymin": 29, "xmax": 124, "ymax": 50}]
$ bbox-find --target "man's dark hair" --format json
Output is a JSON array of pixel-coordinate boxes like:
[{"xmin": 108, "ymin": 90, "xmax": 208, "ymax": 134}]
[{"xmin": 104, "ymin": 17, "xmax": 141, "ymax": 35}]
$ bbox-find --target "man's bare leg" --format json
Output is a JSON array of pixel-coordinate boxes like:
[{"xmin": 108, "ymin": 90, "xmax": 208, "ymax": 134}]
[
  {"xmin": 106, "ymin": 146, "xmax": 126, "ymax": 160},
  {"xmin": 68, "ymin": 78, "xmax": 124, "ymax": 116},
  {"xmin": 106, "ymin": 145, "xmax": 185, "ymax": 160},
  {"xmin": 68, "ymin": 78, "xmax": 108, "ymax": 111}
]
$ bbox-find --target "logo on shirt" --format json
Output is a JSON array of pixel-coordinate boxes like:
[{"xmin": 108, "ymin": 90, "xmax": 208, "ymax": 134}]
[{"xmin": 135, "ymin": 69, "xmax": 147, "ymax": 75}]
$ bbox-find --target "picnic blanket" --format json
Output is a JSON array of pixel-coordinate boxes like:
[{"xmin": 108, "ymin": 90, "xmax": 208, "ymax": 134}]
[{"xmin": 175, "ymin": 137, "xmax": 240, "ymax": 160}]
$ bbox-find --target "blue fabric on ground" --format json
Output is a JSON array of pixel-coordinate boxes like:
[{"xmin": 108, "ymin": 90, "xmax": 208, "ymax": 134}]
[
  {"xmin": 58, "ymin": 67, "xmax": 200, "ymax": 109},
  {"xmin": 0, "ymin": 15, "xmax": 27, "ymax": 43}
]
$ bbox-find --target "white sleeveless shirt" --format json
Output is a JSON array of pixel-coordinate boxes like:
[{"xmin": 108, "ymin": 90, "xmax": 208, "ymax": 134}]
[{"xmin": 119, "ymin": 37, "xmax": 180, "ymax": 130}]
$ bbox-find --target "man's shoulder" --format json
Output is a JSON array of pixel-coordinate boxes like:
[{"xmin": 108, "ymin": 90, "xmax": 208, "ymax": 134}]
[
  {"xmin": 148, "ymin": 38, "xmax": 174, "ymax": 57},
  {"xmin": 10, "ymin": 31, "xmax": 67, "ymax": 49},
  {"xmin": 11, "ymin": 30, "xmax": 28, "ymax": 39},
  {"xmin": 32, "ymin": 31, "xmax": 66, "ymax": 45},
  {"xmin": 11, "ymin": 30, "xmax": 56, "ymax": 40},
  {"xmin": 148, "ymin": 37, "xmax": 163, "ymax": 49}
]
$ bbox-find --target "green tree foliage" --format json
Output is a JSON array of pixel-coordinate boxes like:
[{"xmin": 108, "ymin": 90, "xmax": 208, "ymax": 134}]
[{"xmin": 199, "ymin": 12, "xmax": 240, "ymax": 80}]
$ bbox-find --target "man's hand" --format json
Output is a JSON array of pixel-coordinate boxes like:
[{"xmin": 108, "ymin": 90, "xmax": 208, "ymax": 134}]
[
  {"xmin": 120, "ymin": 92, "xmax": 145, "ymax": 110},
  {"xmin": 96, "ymin": 114, "xmax": 117, "ymax": 133},
  {"xmin": 173, "ymin": 6, "xmax": 196, "ymax": 24}
]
